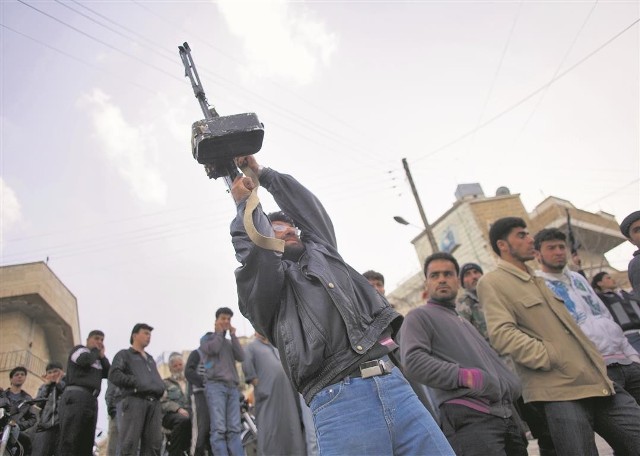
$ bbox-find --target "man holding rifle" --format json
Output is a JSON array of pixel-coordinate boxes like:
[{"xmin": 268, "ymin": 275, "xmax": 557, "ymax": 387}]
[{"xmin": 229, "ymin": 156, "xmax": 453, "ymax": 456}]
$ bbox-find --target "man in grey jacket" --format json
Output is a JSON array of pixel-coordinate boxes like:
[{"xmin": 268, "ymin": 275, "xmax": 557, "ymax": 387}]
[
  {"xmin": 402, "ymin": 252, "xmax": 526, "ymax": 455},
  {"xmin": 199, "ymin": 307, "xmax": 245, "ymax": 456},
  {"xmin": 229, "ymin": 156, "xmax": 452, "ymax": 455}
]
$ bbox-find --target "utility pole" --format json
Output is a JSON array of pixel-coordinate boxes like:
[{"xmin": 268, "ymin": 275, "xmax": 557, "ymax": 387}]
[{"xmin": 402, "ymin": 158, "xmax": 439, "ymax": 253}]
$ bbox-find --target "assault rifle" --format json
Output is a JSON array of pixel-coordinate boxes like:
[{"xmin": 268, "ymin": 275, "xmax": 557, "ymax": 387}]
[{"xmin": 178, "ymin": 42, "xmax": 264, "ymax": 187}]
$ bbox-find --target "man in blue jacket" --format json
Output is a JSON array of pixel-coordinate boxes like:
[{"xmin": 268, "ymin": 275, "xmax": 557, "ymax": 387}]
[{"xmin": 229, "ymin": 156, "xmax": 452, "ymax": 455}]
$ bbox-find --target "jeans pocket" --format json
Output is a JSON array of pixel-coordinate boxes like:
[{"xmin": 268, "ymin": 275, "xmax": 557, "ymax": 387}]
[{"xmin": 310, "ymin": 382, "xmax": 344, "ymax": 415}]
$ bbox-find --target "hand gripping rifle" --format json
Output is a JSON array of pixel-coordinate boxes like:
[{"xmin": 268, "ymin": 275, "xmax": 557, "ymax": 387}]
[{"xmin": 178, "ymin": 42, "xmax": 284, "ymax": 253}]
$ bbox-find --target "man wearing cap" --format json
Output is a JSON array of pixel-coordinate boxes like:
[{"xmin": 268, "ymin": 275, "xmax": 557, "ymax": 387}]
[
  {"xmin": 32, "ymin": 361, "xmax": 65, "ymax": 456},
  {"xmin": 229, "ymin": 156, "xmax": 453, "ymax": 455},
  {"xmin": 620, "ymin": 210, "xmax": 640, "ymax": 296},
  {"xmin": 109, "ymin": 323, "xmax": 165, "ymax": 456},
  {"xmin": 58, "ymin": 330, "xmax": 110, "ymax": 456},
  {"xmin": 456, "ymin": 262, "xmax": 488, "ymax": 340}
]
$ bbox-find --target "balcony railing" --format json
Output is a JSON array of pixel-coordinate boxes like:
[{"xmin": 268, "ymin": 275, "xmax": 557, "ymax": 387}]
[{"xmin": 0, "ymin": 350, "xmax": 48, "ymax": 376}]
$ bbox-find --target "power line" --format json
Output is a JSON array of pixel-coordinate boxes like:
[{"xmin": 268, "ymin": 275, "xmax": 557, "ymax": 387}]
[
  {"xmin": 15, "ymin": 0, "xmax": 185, "ymax": 84},
  {"xmin": 0, "ymin": 23, "xmax": 156, "ymax": 95},
  {"xmin": 412, "ymin": 16, "xmax": 640, "ymax": 164},
  {"xmin": 513, "ymin": 0, "xmax": 599, "ymax": 142}
]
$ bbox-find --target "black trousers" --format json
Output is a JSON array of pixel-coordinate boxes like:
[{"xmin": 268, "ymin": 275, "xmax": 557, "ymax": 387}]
[
  {"xmin": 57, "ymin": 389, "xmax": 98, "ymax": 456},
  {"xmin": 117, "ymin": 395, "xmax": 162, "ymax": 456},
  {"xmin": 32, "ymin": 426, "xmax": 60, "ymax": 456},
  {"xmin": 162, "ymin": 412, "xmax": 191, "ymax": 456},
  {"xmin": 193, "ymin": 391, "xmax": 212, "ymax": 456}
]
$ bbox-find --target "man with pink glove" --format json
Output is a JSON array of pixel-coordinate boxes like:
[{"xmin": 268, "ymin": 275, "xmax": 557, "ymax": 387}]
[{"xmin": 401, "ymin": 252, "xmax": 526, "ymax": 456}]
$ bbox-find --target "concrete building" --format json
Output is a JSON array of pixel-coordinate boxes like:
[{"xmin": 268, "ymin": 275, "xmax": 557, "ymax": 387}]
[
  {"xmin": 0, "ymin": 262, "xmax": 81, "ymax": 395},
  {"xmin": 388, "ymin": 184, "xmax": 629, "ymax": 315}
]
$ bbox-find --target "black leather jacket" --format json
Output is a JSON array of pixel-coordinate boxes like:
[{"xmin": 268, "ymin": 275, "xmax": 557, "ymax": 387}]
[
  {"xmin": 232, "ymin": 168, "xmax": 401, "ymax": 404},
  {"xmin": 108, "ymin": 348, "xmax": 165, "ymax": 398}
]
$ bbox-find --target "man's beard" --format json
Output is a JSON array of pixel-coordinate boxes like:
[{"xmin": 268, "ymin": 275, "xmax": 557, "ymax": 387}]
[
  {"xmin": 508, "ymin": 244, "xmax": 534, "ymax": 263},
  {"xmin": 283, "ymin": 242, "xmax": 305, "ymax": 261},
  {"xmin": 540, "ymin": 256, "xmax": 566, "ymax": 273}
]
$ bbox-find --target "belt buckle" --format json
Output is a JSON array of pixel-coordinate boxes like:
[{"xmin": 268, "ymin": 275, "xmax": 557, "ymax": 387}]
[{"xmin": 360, "ymin": 359, "xmax": 389, "ymax": 379}]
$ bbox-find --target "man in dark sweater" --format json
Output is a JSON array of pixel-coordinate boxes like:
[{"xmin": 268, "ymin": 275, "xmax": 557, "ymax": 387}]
[
  {"xmin": 58, "ymin": 330, "xmax": 110, "ymax": 456},
  {"xmin": 109, "ymin": 323, "xmax": 165, "ymax": 456},
  {"xmin": 199, "ymin": 307, "xmax": 245, "ymax": 456},
  {"xmin": 401, "ymin": 252, "xmax": 526, "ymax": 456}
]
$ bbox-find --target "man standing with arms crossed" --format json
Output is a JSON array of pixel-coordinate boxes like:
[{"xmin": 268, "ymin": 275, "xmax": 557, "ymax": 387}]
[
  {"xmin": 477, "ymin": 217, "xmax": 640, "ymax": 455},
  {"xmin": 58, "ymin": 330, "xmax": 109, "ymax": 456},
  {"xmin": 199, "ymin": 307, "xmax": 245, "ymax": 456},
  {"xmin": 229, "ymin": 156, "xmax": 452, "ymax": 455}
]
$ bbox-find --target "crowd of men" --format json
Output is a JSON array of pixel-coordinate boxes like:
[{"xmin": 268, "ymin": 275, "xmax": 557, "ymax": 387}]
[{"xmin": 2, "ymin": 153, "xmax": 639, "ymax": 456}]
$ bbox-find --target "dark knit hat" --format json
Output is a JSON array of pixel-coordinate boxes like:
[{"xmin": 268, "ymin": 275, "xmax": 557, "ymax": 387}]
[
  {"xmin": 459, "ymin": 263, "xmax": 483, "ymax": 286},
  {"xmin": 620, "ymin": 211, "xmax": 640, "ymax": 238},
  {"xmin": 267, "ymin": 211, "xmax": 296, "ymax": 227}
]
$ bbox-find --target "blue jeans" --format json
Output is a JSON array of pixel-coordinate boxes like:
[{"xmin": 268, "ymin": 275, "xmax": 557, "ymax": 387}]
[
  {"xmin": 309, "ymin": 367, "xmax": 454, "ymax": 456},
  {"xmin": 204, "ymin": 381, "xmax": 243, "ymax": 456},
  {"xmin": 538, "ymin": 383, "xmax": 640, "ymax": 455}
]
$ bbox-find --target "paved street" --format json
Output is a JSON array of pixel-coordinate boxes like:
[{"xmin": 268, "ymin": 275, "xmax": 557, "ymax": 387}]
[{"xmin": 527, "ymin": 435, "xmax": 613, "ymax": 455}]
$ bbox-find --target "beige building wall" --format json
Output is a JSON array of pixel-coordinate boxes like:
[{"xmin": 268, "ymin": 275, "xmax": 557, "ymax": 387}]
[
  {"xmin": 0, "ymin": 262, "xmax": 80, "ymax": 395},
  {"xmin": 389, "ymin": 189, "xmax": 629, "ymax": 315}
]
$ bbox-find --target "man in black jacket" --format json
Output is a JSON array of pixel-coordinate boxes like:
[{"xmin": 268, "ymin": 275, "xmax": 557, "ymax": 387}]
[
  {"xmin": 32, "ymin": 362, "xmax": 65, "ymax": 456},
  {"xmin": 58, "ymin": 330, "xmax": 110, "ymax": 456},
  {"xmin": 109, "ymin": 323, "xmax": 165, "ymax": 456},
  {"xmin": 185, "ymin": 348, "xmax": 211, "ymax": 456},
  {"xmin": 5, "ymin": 366, "xmax": 37, "ymax": 455},
  {"xmin": 229, "ymin": 157, "xmax": 453, "ymax": 455}
]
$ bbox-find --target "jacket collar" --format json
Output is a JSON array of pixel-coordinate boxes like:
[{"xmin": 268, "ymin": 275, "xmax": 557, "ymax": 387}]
[{"xmin": 496, "ymin": 258, "xmax": 534, "ymax": 282}]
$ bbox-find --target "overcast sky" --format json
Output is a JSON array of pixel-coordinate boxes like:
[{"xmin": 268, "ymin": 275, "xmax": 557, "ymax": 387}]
[{"xmin": 2, "ymin": 0, "xmax": 639, "ymax": 424}]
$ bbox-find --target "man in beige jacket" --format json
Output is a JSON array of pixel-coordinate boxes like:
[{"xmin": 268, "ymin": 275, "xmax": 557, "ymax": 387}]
[{"xmin": 477, "ymin": 216, "xmax": 640, "ymax": 455}]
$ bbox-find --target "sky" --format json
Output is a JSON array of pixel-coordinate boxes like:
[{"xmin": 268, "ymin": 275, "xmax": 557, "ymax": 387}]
[{"xmin": 1, "ymin": 0, "xmax": 639, "ymax": 428}]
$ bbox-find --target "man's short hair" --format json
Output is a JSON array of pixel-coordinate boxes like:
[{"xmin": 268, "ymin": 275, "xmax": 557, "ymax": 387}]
[
  {"xmin": 620, "ymin": 211, "xmax": 640, "ymax": 238},
  {"xmin": 459, "ymin": 263, "xmax": 483, "ymax": 286},
  {"xmin": 130, "ymin": 323, "xmax": 153, "ymax": 344},
  {"xmin": 87, "ymin": 330, "xmax": 104, "ymax": 339},
  {"xmin": 423, "ymin": 252, "xmax": 460, "ymax": 277},
  {"xmin": 533, "ymin": 228, "xmax": 566, "ymax": 251},
  {"xmin": 215, "ymin": 307, "xmax": 234, "ymax": 319},
  {"xmin": 267, "ymin": 211, "xmax": 296, "ymax": 227},
  {"xmin": 591, "ymin": 271, "xmax": 608, "ymax": 292},
  {"xmin": 489, "ymin": 217, "xmax": 527, "ymax": 255},
  {"xmin": 362, "ymin": 270, "xmax": 384, "ymax": 285},
  {"xmin": 45, "ymin": 361, "xmax": 63, "ymax": 372},
  {"xmin": 9, "ymin": 366, "xmax": 27, "ymax": 379}
]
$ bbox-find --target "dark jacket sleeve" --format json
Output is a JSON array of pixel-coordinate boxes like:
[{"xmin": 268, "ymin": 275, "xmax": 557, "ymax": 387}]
[
  {"xmin": 232, "ymin": 167, "xmax": 337, "ymax": 336},
  {"xmin": 73, "ymin": 346, "xmax": 102, "ymax": 368},
  {"xmin": 108, "ymin": 350, "xmax": 137, "ymax": 390},
  {"xmin": 185, "ymin": 350, "xmax": 204, "ymax": 389}
]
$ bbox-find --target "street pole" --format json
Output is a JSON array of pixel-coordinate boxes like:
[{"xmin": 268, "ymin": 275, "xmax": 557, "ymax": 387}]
[{"xmin": 402, "ymin": 158, "xmax": 439, "ymax": 253}]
